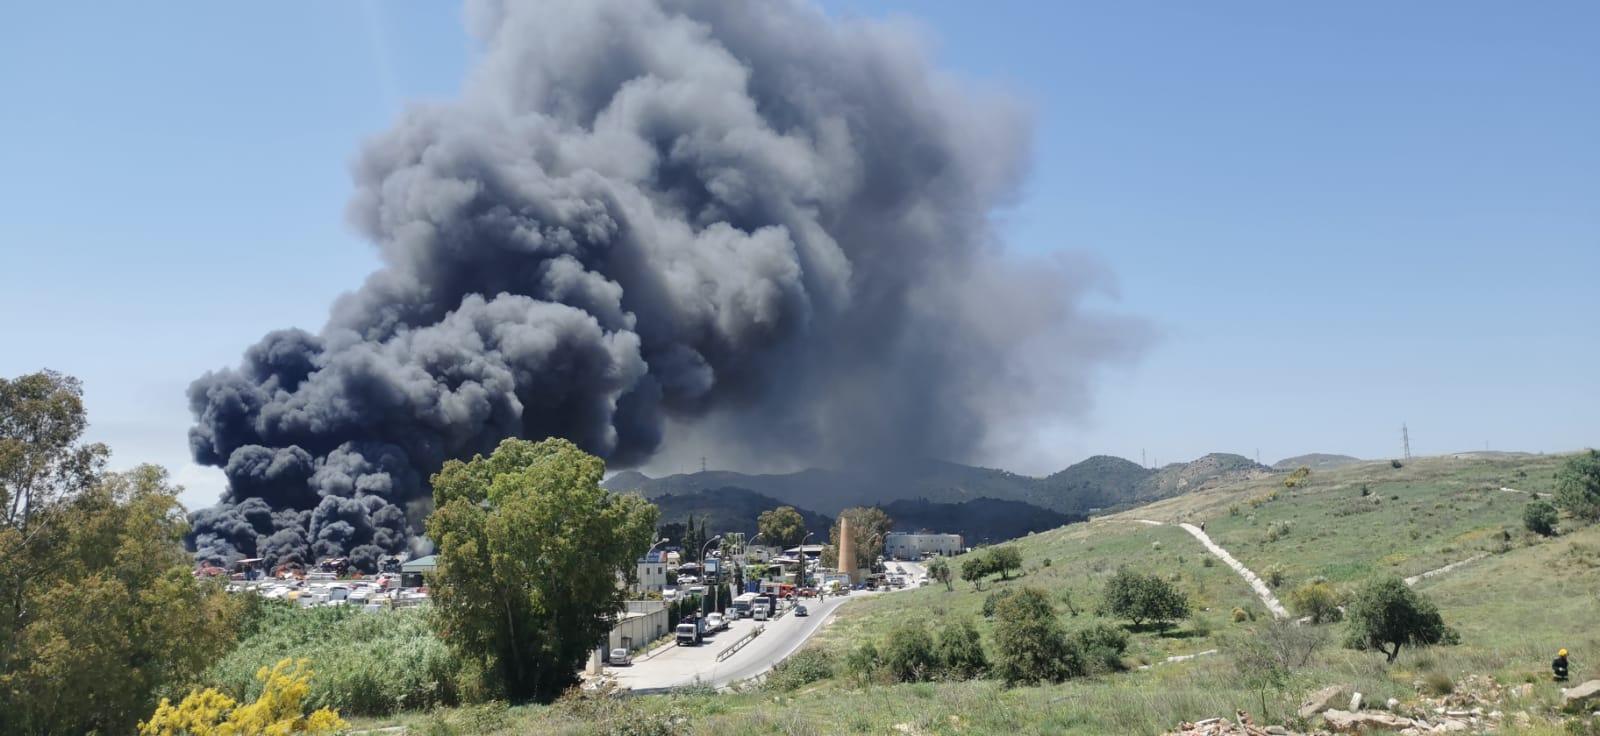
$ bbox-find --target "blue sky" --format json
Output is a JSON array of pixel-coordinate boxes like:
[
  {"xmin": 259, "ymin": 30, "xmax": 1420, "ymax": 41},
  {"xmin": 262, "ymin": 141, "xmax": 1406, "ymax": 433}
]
[{"xmin": 2, "ymin": 2, "xmax": 1595, "ymax": 510}]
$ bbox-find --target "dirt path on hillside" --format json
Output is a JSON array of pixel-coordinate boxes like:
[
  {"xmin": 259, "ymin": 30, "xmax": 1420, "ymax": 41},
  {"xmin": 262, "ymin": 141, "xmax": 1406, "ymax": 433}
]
[
  {"xmin": 1176, "ymin": 522, "xmax": 1290, "ymax": 620},
  {"xmin": 1405, "ymin": 554, "xmax": 1486, "ymax": 586},
  {"xmin": 1129, "ymin": 519, "xmax": 1289, "ymax": 619}
]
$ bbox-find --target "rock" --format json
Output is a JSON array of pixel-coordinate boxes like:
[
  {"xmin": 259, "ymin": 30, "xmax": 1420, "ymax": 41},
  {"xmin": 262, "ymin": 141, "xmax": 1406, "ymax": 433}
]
[
  {"xmin": 1563, "ymin": 680, "xmax": 1600, "ymax": 710},
  {"xmin": 1300, "ymin": 685, "xmax": 1346, "ymax": 720},
  {"xmin": 1350, "ymin": 692, "xmax": 1365, "ymax": 711},
  {"xmin": 1431, "ymin": 719, "xmax": 1469, "ymax": 732},
  {"xmin": 1266, "ymin": 727, "xmax": 1289, "ymax": 735},
  {"xmin": 1510, "ymin": 683, "xmax": 1532, "ymax": 700},
  {"xmin": 1323, "ymin": 709, "xmax": 1413, "ymax": 732},
  {"xmin": 1387, "ymin": 697, "xmax": 1401, "ymax": 711}
]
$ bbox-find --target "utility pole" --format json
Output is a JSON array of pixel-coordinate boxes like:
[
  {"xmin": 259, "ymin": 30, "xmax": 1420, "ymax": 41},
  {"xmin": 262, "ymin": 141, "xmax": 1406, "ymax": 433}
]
[
  {"xmin": 1402, "ymin": 423, "xmax": 1412, "ymax": 460},
  {"xmin": 1141, "ymin": 449, "xmax": 1147, "ymax": 468}
]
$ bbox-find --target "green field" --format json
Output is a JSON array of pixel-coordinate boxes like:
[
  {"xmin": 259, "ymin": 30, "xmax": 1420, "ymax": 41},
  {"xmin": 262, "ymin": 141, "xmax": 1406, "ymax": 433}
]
[{"xmin": 344, "ymin": 452, "xmax": 1599, "ymax": 735}]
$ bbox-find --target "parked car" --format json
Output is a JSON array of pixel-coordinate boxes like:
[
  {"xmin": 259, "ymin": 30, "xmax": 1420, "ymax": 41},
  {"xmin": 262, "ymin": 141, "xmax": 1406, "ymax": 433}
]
[
  {"xmin": 705, "ymin": 612, "xmax": 725, "ymax": 631},
  {"xmin": 794, "ymin": 605, "xmax": 808, "ymax": 617},
  {"xmin": 610, "ymin": 648, "xmax": 632, "ymax": 666}
]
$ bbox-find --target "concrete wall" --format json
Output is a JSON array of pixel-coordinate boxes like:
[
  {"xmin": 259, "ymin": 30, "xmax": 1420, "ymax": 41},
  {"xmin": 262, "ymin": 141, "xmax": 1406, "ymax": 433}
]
[{"xmin": 609, "ymin": 603, "xmax": 669, "ymax": 652}]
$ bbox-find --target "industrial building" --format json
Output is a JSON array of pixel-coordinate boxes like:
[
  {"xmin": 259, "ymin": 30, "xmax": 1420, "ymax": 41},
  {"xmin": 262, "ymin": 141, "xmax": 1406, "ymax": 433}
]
[{"xmin": 884, "ymin": 532, "xmax": 962, "ymax": 559}]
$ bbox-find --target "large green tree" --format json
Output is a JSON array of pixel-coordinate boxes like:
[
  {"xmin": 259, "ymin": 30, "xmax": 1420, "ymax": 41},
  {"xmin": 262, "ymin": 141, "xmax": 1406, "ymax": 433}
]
[
  {"xmin": 1102, "ymin": 568, "xmax": 1190, "ymax": 630},
  {"xmin": 757, "ymin": 505, "xmax": 807, "ymax": 549},
  {"xmin": 926, "ymin": 557, "xmax": 953, "ymax": 590},
  {"xmin": 1554, "ymin": 450, "xmax": 1600, "ymax": 522},
  {"xmin": 426, "ymin": 437, "xmax": 659, "ymax": 702},
  {"xmin": 1344, "ymin": 576, "xmax": 1455, "ymax": 663},
  {"xmin": 988, "ymin": 545, "xmax": 1023, "ymax": 580},
  {"xmin": 823, "ymin": 507, "xmax": 893, "ymax": 573},
  {"xmin": 1, "ymin": 371, "xmax": 239, "ymax": 735}
]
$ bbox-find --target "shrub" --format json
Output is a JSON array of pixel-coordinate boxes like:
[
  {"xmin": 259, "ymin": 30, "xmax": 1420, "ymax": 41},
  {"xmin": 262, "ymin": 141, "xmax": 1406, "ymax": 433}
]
[
  {"xmin": 982, "ymin": 587, "xmax": 1018, "ymax": 618},
  {"xmin": 1041, "ymin": 558, "xmax": 1052, "ymax": 568},
  {"xmin": 992, "ymin": 587, "xmax": 1075, "ymax": 686},
  {"xmin": 1285, "ymin": 467, "xmax": 1311, "ymax": 488},
  {"xmin": 1288, "ymin": 582, "xmax": 1343, "ymax": 623},
  {"xmin": 140, "ymin": 659, "xmax": 348, "ymax": 736},
  {"xmin": 198, "ymin": 602, "xmax": 459, "ymax": 717},
  {"xmin": 1069, "ymin": 622, "xmax": 1129, "ymax": 675},
  {"xmin": 1360, "ymin": 483, "xmax": 1372, "ymax": 497},
  {"xmin": 1264, "ymin": 563, "xmax": 1287, "ymax": 588},
  {"xmin": 1526, "ymin": 500, "xmax": 1559, "ymax": 536},
  {"xmin": 1555, "ymin": 450, "xmax": 1600, "ymax": 521},
  {"xmin": 1202, "ymin": 555, "xmax": 1216, "ymax": 568},
  {"xmin": 882, "ymin": 622, "xmax": 938, "ymax": 683},
  {"xmin": 844, "ymin": 641, "xmax": 883, "ymax": 684},
  {"xmin": 1391, "ymin": 459, "xmax": 1404, "ymax": 469},
  {"xmin": 1232, "ymin": 607, "xmax": 1250, "ymax": 623},
  {"xmin": 765, "ymin": 648, "xmax": 835, "ymax": 692},
  {"xmin": 1420, "ymin": 670, "xmax": 1454, "ymax": 696},
  {"xmin": 934, "ymin": 618, "xmax": 988, "ymax": 680}
]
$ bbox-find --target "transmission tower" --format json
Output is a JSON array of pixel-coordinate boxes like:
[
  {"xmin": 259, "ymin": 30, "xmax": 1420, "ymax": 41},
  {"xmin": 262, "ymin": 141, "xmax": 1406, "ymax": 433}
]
[
  {"xmin": 700, "ymin": 456, "xmax": 707, "ymax": 473},
  {"xmin": 1401, "ymin": 423, "xmax": 1412, "ymax": 460}
]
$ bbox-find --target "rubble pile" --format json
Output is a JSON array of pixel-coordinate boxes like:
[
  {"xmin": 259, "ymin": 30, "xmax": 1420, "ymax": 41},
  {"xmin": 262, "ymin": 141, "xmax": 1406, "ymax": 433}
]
[{"xmin": 1167, "ymin": 674, "xmax": 1576, "ymax": 736}]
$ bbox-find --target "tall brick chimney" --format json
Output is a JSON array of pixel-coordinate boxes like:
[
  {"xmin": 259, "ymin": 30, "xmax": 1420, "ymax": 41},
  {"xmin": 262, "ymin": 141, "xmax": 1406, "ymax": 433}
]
[{"xmin": 838, "ymin": 515, "xmax": 857, "ymax": 584}]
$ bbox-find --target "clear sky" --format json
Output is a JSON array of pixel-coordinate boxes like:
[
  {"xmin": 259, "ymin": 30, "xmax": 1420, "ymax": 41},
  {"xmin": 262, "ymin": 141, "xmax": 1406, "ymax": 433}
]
[{"xmin": 2, "ymin": 1, "xmax": 1595, "ymax": 511}]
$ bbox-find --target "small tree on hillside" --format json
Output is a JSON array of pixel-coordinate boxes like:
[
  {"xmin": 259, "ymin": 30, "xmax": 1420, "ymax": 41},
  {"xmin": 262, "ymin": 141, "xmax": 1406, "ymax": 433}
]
[
  {"xmin": 1554, "ymin": 450, "xmax": 1600, "ymax": 522},
  {"xmin": 1345, "ymin": 577, "xmax": 1456, "ymax": 663},
  {"xmin": 1285, "ymin": 466, "xmax": 1311, "ymax": 488},
  {"xmin": 882, "ymin": 621, "xmax": 938, "ymax": 683},
  {"xmin": 1524, "ymin": 499, "xmax": 1559, "ymax": 537},
  {"xmin": 988, "ymin": 546, "xmax": 1023, "ymax": 580},
  {"xmin": 935, "ymin": 618, "xmax": 988, "ymax": 680},
  {"xmin": 927, "ymin": 557, "xmax": 953, "ymax": 591},
  {"xmin": 1102, "ymin": 568, "xmax": 1190, "ymax": 630},
  {"xmin": 991, "ymin": 587, "xmax": 1075, "ymax": 686},
  {"xmin": 960, "ymin": 555, "xmax": 991, "ymax": 591}
]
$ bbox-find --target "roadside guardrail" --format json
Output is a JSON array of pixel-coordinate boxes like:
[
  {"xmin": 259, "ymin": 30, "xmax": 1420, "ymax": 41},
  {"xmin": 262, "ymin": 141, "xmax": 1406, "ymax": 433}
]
[{"xmin": 715, "ymin": 624, "xmax": 764, "ymax": 662}]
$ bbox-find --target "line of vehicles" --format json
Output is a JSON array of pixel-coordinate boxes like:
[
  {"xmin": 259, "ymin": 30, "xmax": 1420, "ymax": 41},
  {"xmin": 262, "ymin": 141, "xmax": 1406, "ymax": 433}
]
[{"xmin": 674, "ymin": 590, "xmax": 788, "ymax": 646}]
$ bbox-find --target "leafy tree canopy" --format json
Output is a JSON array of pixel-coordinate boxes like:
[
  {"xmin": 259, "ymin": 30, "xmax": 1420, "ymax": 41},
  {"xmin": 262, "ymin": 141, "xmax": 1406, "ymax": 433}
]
[
  {"xmin": 426, "ymin": 437, "xmax": 659, "ymax": 702},
  {"xmin": 757, "ymin": 505, "xmax": 807, "ymax": 549},
  {"xmin": 1102, "ymin": 568, "xmax": 1190, "ymax": 630},
  {"xmin": 1, "ymin": 370, "xmax": 239, "ymax": 735},
  {"xmin": 1344, "ymin": 577, "xmax": 1456, "ymax": 663},
  {"xmin": 1554, "ymin": 450, "xmax": 1600, "ymax": 522}
]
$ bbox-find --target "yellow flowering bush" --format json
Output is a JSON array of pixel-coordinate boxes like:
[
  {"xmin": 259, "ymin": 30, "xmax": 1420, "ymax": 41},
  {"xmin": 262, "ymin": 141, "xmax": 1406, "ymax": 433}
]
[{"xmin": 140, "ymin": 658, "xmax": 348, "ymax": 736}]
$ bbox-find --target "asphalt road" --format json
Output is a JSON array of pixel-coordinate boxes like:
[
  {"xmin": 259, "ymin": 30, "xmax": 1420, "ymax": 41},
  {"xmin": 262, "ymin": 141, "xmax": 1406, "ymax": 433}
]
[{"xmin": 611, "ymin": 561, "xmax": 929, "ymax": 692}]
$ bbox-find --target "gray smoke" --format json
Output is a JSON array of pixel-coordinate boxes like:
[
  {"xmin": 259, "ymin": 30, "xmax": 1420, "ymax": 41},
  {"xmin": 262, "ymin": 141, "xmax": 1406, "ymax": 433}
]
[{"xmin": 186, "ymin": 0, "xmax": 1144, "ymax": 571}]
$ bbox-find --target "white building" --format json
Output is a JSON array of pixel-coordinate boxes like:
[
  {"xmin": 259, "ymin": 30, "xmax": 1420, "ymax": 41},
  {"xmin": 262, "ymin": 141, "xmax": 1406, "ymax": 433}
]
[
  {"xmin": 633, "ymin": 554, "xmax": 669, "ymax": 595},
  {"xmin": 884, "ymin": 532, "xmax": 963, "ymax": 559}
]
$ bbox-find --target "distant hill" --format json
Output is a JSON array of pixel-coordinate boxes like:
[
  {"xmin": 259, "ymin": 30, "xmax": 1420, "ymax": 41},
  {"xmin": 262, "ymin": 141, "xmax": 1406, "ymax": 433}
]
[
  {"xmin": 1039, "ymin": 455, "xmax": 1155, "ymax": 512},
  {"xmin": 610, "ymin": 452, "xmax": 1273, "ymax": 526},
  {"xmin": 879, "ymin": 498, "xmax": 1084, "ymax": 546},
  {"xmin": 1133, "ymin": 453, "xmax": 1272, "ymax": 502},
  {"xmin": 1272, "ymin": 453, "xmax": 1363, "ymax": 470},
  {"xmin": 638, "ymin": 485, "xmax": 1081, "ymax": 549},
  {"xmin": 648, "ymin": 486, "xmax": 834, "ymax": 540}
]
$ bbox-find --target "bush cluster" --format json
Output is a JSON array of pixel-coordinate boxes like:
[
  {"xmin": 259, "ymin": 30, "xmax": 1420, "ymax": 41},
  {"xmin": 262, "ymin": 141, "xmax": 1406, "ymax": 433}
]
[
  {"xmin": 198, "ymin": 602, "xmax": 459, "ymax": 717},
  {"xmin": 764, "ymin": 649, "xmax": 836, "ymax": 692}
]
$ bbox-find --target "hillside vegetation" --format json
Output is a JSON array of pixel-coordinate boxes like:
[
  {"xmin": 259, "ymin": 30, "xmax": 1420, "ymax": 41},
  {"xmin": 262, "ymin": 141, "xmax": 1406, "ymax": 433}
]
[
  {"xmin": 610, "ymin": 452, "xmax": 1269, "ymax": 521},
  {"xmin": 355, "ymin": 451, "xmax": 1600, "ymax": 735}
]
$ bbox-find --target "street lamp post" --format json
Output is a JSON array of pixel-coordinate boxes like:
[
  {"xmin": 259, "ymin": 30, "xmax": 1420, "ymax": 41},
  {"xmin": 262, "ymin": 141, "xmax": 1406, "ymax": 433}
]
[
  {"xmin": 700, "ymin": 535, "xmax": 722, "ymax": 617},
  {"xmin": 799, "ymin": 531, "xmax": 816, "ymax": 591}
]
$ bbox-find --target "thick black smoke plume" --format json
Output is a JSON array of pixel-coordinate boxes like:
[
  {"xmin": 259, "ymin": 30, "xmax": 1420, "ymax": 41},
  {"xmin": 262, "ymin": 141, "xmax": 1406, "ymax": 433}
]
[{"xmin": 186, "ymin": 0, "xmax": 1144, "ymax": 571}]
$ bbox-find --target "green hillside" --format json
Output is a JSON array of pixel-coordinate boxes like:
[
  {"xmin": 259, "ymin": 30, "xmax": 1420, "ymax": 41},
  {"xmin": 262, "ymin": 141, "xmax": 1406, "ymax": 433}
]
[{"xmin": 355, "ymin": 450, "xmax": 1599, "ymax": 735}]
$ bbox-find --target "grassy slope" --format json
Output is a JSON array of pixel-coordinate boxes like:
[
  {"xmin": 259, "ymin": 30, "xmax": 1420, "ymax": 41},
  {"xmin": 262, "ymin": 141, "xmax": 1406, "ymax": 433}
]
[{"xmin": 351, "ymin": 452, "xmax": 1597, "ymax": 735}]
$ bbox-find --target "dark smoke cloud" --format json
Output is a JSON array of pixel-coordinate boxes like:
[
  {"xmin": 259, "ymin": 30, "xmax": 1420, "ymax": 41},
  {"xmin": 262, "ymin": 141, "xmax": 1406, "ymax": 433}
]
[{"xmin": 186, "ymin": 0, "xmax": 1145, "ymax": 570}]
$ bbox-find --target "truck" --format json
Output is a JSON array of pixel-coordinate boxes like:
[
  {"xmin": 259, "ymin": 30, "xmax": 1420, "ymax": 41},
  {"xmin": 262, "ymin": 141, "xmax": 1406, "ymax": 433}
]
[
  {"xmin": 675, "ymin": 616, "xmax": 705, "ymax": 646},
  {"xmin": 731, "ymin": 592, "xmax": 758, "ymax": 619}
]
